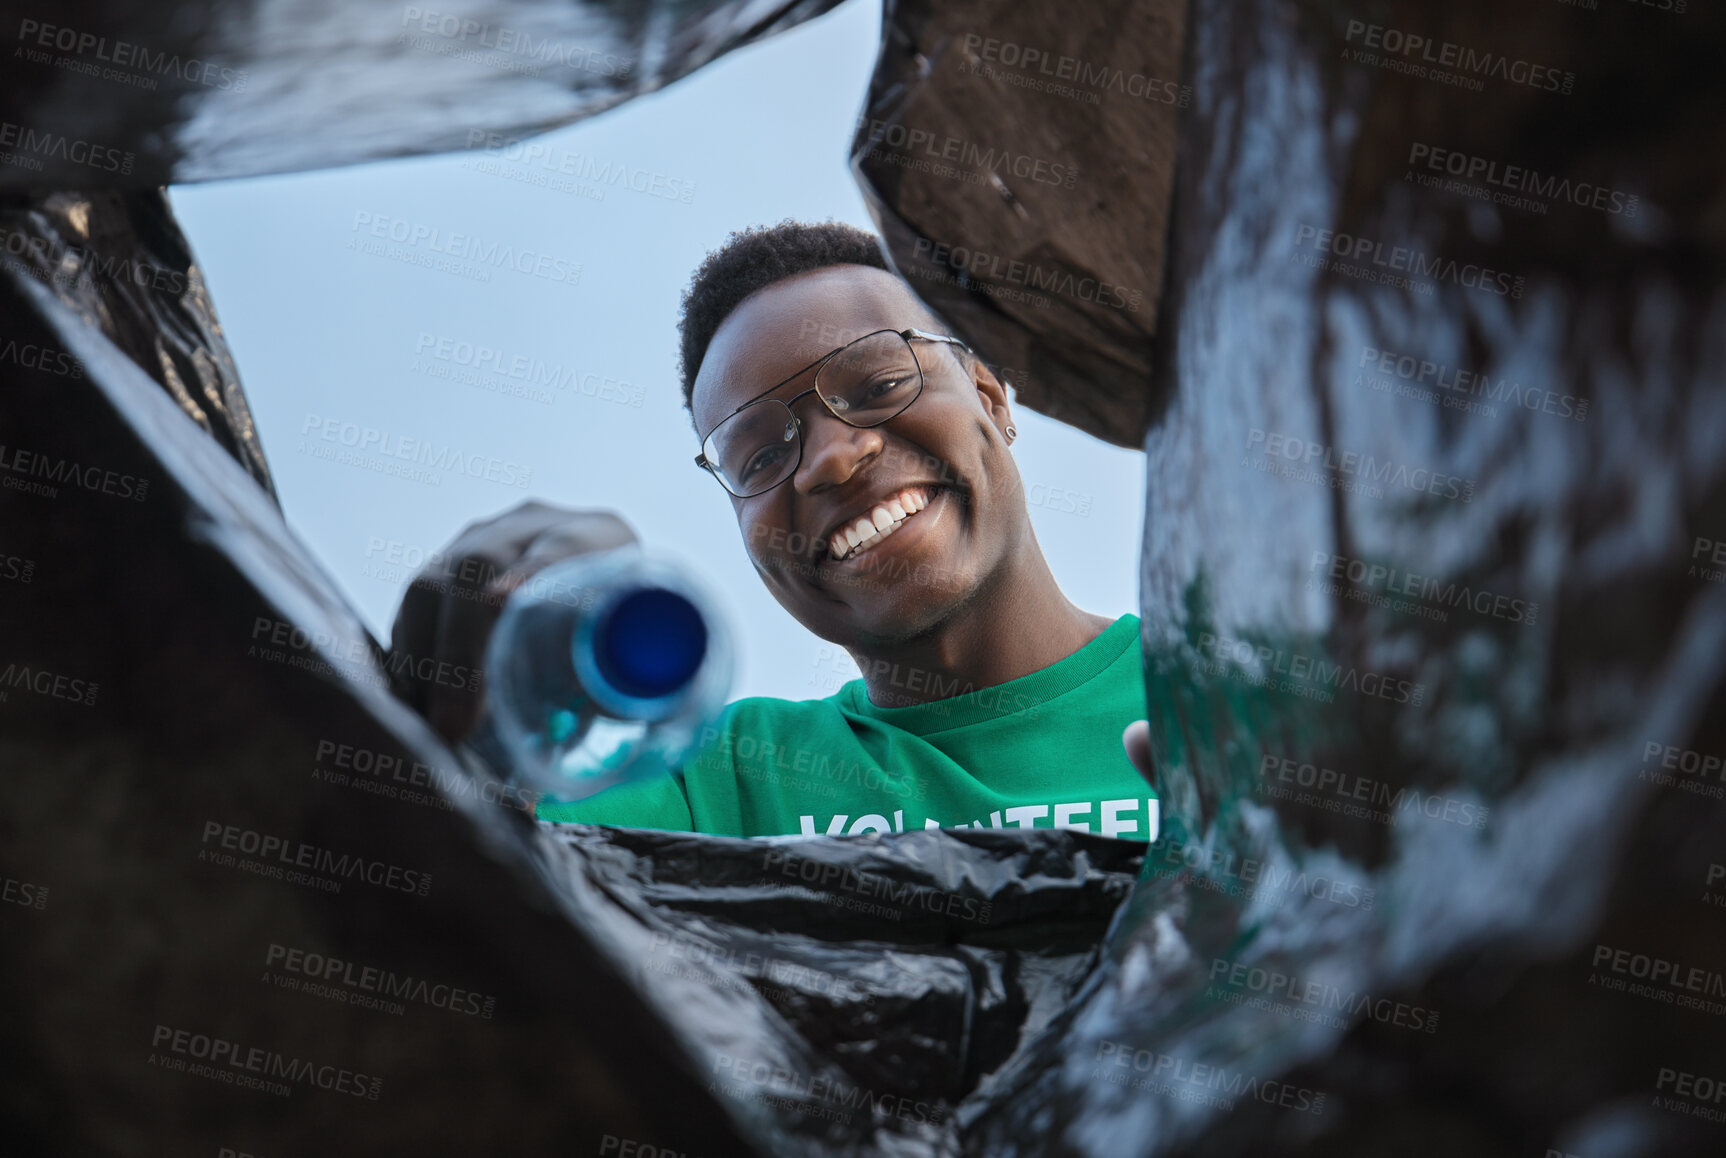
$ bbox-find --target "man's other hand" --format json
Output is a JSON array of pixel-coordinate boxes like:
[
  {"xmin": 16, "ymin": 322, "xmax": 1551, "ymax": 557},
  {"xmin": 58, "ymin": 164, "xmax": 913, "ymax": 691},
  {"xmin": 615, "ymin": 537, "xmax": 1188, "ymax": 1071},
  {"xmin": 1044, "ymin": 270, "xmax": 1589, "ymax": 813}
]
[
  {"xmin": 387, "ymin": 502, "xmax": 637, "ymax": 745},
  {"xmin": 1122, "ymin": 720, "xmax": 1155, "ymax": 785}
]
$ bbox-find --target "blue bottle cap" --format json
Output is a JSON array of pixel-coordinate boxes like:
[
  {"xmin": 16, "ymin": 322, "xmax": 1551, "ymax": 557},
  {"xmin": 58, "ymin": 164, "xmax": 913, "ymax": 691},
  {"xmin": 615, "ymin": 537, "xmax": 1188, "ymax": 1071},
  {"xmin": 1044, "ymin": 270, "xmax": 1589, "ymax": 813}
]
[{"xmin": 592, "ymin": 586, "xmax": 709, "ymax": 701}]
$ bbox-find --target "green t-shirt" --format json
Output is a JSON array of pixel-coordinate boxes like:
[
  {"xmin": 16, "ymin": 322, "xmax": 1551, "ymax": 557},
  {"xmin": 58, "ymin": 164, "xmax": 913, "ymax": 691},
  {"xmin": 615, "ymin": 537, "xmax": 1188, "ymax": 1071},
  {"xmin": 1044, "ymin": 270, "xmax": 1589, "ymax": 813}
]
[{"xmin": 537, "ymin": 613, "xmax": 1157, "ymax": 841}]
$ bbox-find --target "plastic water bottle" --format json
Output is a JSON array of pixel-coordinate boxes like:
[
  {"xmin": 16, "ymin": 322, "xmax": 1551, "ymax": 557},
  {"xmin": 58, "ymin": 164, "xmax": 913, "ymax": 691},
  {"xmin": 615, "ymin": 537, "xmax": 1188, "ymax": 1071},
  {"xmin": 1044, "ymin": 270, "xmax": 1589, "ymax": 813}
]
[{"xmin": 478, "ymin": 547, "xmax": 732, "ymax": 803}]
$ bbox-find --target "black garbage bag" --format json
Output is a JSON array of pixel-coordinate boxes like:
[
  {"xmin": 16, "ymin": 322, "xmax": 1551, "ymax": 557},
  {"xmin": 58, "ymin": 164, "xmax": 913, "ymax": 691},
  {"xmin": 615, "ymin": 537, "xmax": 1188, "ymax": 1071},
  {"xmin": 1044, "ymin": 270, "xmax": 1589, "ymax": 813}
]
[
  {"xmin": 855, "ymin": 0, "xmax": 1726, "ymax": 1155},
  {"xmin": 0, "ymin": 236, "xmax": 751, "ymax": 1155},
  {"xmin": 0, "ymin": 188, "xmax": 277, "ymax": 498},
  {"xmin": 548, "ymin": 824, "xmax": 1143, "ymax": 1156},
  {"xmin": 0, "ymin": 0, "xmax": 846, "ymax": 189}
]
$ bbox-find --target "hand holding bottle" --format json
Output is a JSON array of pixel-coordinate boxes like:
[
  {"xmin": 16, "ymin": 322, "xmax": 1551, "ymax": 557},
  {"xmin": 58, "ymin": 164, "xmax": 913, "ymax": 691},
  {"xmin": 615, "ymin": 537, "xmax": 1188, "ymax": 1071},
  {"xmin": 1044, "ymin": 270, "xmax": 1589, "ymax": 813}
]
[{"xmin": 386, "ymin": 501, "xmax": 638, "ymax": 746}]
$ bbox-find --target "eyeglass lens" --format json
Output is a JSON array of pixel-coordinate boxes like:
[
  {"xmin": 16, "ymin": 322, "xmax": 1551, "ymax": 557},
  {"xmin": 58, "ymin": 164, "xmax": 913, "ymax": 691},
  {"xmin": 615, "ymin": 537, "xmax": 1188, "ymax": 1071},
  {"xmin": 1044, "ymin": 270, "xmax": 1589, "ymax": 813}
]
[{"xmin": 706, "ymin": 330, "xmax": 923, "ymax": 496}]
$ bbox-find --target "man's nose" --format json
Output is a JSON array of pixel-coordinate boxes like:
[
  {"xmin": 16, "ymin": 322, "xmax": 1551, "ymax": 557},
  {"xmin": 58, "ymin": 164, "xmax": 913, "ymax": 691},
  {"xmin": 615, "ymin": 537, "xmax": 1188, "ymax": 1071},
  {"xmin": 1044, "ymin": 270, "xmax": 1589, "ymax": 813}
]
[{"xmin": 792, "ymin": 407, "xmax": 883, "ymax": 494}]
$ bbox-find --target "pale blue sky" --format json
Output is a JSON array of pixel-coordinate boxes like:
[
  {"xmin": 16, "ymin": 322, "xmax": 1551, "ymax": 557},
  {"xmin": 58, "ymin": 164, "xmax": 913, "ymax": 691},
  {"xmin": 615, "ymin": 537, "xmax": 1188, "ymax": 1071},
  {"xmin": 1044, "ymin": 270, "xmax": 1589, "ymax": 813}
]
[{"xmin": 169, "ymin": 0, "xmax": 1145, "ymax": 701}]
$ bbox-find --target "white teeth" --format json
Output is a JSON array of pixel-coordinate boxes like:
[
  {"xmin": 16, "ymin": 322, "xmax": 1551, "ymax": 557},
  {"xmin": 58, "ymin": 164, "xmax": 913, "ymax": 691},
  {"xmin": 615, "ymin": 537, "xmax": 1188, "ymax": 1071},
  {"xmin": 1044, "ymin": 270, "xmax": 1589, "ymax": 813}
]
[{"xmin": 829, "ymin": 486, "xmax": 937, "ymax": 561}]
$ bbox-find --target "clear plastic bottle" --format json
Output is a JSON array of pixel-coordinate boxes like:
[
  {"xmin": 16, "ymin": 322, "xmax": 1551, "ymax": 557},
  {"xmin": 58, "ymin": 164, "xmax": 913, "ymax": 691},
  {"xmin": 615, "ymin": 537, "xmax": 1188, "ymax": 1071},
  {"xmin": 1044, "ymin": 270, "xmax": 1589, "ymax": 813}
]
[{"xmin": 478, "ymin": 546, "xmax": 732, "ymax": 804}]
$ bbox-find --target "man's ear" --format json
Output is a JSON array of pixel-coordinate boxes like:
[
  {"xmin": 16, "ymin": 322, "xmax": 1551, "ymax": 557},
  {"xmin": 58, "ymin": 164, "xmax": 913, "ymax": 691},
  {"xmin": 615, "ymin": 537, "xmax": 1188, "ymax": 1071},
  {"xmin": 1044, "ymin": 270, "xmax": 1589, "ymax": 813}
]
[{"xmin": 967, "ymin": 355, "xmax": 1014, "ymax": 438}]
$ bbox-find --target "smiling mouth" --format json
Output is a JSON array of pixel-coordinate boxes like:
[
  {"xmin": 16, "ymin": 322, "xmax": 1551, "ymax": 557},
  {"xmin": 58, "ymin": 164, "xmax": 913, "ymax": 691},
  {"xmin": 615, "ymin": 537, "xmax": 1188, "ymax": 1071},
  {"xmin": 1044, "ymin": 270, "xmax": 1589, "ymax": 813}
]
[{"xmin": 825, "ymin": 485, "xmax": 937, "ymax": 563}]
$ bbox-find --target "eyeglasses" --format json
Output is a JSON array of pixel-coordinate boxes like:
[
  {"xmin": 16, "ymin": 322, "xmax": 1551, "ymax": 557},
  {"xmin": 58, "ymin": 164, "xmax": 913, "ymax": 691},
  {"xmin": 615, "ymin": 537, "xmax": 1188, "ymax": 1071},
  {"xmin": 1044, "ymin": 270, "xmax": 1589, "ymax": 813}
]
[{"xmin": 693, "ymin": 327, "xmax": 969, "ymax": 498}]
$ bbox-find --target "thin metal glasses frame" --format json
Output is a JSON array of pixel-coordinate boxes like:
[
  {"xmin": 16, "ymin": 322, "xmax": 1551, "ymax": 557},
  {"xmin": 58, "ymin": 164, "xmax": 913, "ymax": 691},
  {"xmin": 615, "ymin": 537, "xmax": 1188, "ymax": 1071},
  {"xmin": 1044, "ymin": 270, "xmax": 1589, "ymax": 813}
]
[{"xmin": 692, "ymin": 327, "xmax": 969, "ymax": 498}]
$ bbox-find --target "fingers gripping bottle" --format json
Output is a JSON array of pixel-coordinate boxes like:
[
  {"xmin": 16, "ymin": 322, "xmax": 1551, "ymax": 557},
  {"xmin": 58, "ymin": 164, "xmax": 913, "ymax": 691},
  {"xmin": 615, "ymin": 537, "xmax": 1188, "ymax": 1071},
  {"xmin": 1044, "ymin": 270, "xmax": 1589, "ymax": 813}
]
[{"xmin": 479, "ymin": 547, "xmax": 732, "ymax": 804}]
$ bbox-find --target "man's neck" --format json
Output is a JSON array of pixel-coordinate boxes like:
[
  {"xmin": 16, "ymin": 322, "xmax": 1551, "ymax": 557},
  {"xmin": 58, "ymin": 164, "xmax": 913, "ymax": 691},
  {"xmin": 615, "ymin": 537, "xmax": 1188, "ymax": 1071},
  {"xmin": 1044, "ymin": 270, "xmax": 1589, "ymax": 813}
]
[{"xmin": 849, "ymin": 556, "xmax": 1114, "ymax": 708}]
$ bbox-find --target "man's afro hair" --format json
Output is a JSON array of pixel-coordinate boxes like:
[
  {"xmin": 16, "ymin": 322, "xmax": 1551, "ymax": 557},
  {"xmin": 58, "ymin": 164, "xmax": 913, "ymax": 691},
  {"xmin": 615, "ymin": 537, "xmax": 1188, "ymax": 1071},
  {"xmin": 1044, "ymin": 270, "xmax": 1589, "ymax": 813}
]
[{"xmin": 677, "ymin": 220, "xmax": 890, "ymax": 413}]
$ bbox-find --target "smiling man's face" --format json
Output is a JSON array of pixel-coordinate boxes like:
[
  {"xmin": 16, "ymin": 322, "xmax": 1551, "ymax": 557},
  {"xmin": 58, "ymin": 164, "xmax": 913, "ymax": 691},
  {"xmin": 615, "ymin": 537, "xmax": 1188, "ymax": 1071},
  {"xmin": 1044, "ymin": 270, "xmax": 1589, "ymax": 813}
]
[{"xmin": 691, "ymin": 264, "xmax": 1024, "ymax": 648}]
